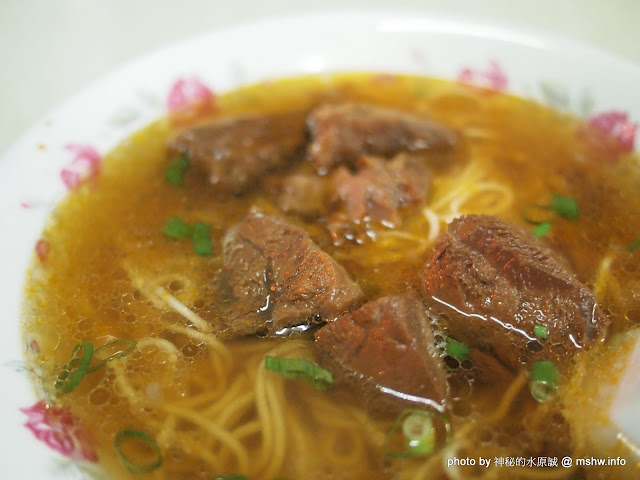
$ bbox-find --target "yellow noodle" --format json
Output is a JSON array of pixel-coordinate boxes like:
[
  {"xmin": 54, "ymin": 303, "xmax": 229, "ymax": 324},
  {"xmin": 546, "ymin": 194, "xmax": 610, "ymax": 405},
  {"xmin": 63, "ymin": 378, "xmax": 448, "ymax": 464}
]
[
  {"xmin": 409, "ymin": 453, "xmax": 447, "ymax": 480},
  {"xmin": 252, "ymin": 340, "xmax": 309, "ymax": 476},
  {"xmin": 323, "ymin": 427, "xmax": 367, "ymax": 468},
  {"xmin": 136, "ymin": 337, "xmax": 180, "ymax": 364},
  {"xmin": 174, "ymin": 387, "xmax": 224, "ymax": 409},
  {"xmin": 146, "ymin": 416, "xmax": 224, "ymax": 472},
  {"xmin": 162, "ymin": 403, "xmax": 250, "ymax": 472},
  {"xmin": 487, "ymin": 371, "xmax": 528, "ymax": 423},
  {"xmin": 255, "ymin": 357, "xmax": 277, "ymax": 473},
  {"xmin": 593, "ymin": 251, "xmax": 615, "ymax": 301},
  {"xmin": 177, "ymin": 435, "xmax": 225, "ymax": 472},
  {"xmin": 232, "ymin": 420, "xmax": 262, "ymax": 440},
  {"xmin": 262, "ymin": 373, "xmax": 288, "ymax": 478},
  {"xmin": 422, "ymin": 207, "xmax": 442, "ymax": 244},
  {"xmin": 429, "ymin": 163, "xmax": 484, "ymax": 212},
  {"xmin": 216, "ymin": 390, "xmax": 256, "ymax": 428},
  {"xmin": 449, "ymin": 181, "xmax": 514, "ymax": 216},
  {"xmin": 201, "ymin": 373, "xmax": 248, "ymax": 416},
  {"xmin": 154, "ymin": 286, "xmax": 212, "ymax": 333},
  {"xmin": 347, "ymin": 406, "xmax": 390, "ymax": 447},
  {"xmin": 165, "ymin": 323, "xmax": 232, "ymax": 395},
  {"xmin": 111, "ymin": 360, "xmax": 140, "ymax": 404},
  {"xmin": 287, "ymin": 413, "xmax": 312, "ymax": 474},
  {"xmin": 165, "ymin": 324, "xmax": 231, "ymax": 364}
]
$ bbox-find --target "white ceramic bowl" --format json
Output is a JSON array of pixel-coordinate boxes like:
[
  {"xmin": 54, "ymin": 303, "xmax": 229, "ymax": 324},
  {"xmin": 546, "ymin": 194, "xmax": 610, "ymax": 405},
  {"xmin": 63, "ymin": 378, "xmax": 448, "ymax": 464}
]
[{"xmin": 1, "ymin": 10, "xmax": 639, "ymax": 479}]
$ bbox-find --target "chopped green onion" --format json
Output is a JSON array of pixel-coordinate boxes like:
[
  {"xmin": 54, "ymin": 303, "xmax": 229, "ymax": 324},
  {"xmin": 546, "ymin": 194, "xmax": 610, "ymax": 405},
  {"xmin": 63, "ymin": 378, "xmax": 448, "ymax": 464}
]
[
  {"xmin": 445, "ymin": 337, "xmax": 469, "ymax": 362},
  {"xmin": 551, "ymin": 194, "xmax": 579, "ymax": 220},
  {"xmin": 384, "ymin": 409, "xmax": 451, "ymax": 458},
  {"xmin": 162, "ymin": 218, "xmax": 213, "ymax": 256},
  {"xmin": 529, "ymin": 360, "xmax": 559, "ymax": 402},
  {"xmin": 265, "ymin": 356, "xmax": 334, "ymax": 390},
  {"xmin": 54, "ymin": 342, "xmax": 93, "ymax": 394},
  {"xmin": 88, "ymin": 340, "xmax": 137, "ymax": 372},
  {"xmin": 628, "ymin": 236, "xmax": 640, "ymax": 251},
  {"xmin": 533, "ymin": 324, "xmax": 549, "ymax": 339},
  {"xmin": 401, "ymin": 412, "xmax": 436, "ymax": 456},
  {"xmin": 114, "ymin": 429, "xmax": 163, "ymax": 473},
  {"xmin": 532, "ymin": 221, "xmax": 552, "ymax": 238},
  {"xmin": 521, "ymin": 204, "xmax": 555, "ymax": 225},
  {"xmin": 192, "ymin": 222, "xmax": 213, "ymax": 256},
  {"xmin": 165, "ymin": 156, "xmax": 190, "ymax": 186},
  {"xmin": 163, "ymin": 216, "xmax": 193, "ymax": 240}
]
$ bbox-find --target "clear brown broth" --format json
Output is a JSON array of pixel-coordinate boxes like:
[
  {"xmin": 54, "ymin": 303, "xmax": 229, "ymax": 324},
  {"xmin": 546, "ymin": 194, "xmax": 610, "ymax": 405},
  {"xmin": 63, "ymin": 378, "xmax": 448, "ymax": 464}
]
[{"xmin": 22, "ymin": 73, "xmax": 640, "ymax": 479}]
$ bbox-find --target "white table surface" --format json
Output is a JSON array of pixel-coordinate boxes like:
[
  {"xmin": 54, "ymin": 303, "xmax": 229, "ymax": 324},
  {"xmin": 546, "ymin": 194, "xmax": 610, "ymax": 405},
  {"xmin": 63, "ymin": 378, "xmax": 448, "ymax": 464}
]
[{"xmin": 1, "ymin": 0, "xmax": 639, "ymax": 154}]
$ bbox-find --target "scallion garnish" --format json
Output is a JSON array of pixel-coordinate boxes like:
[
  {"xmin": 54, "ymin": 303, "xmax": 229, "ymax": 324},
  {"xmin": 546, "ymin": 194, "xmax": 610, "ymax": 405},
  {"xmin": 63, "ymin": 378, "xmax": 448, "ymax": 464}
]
[
  {"xmin": 445, "ymin": 337, "xmax": 469, "ymax": 362},
  {"xmin": 551, "ymin": 194, "xmax": 579, "ymax": 220},
  {"xmin": 192, "ymin": 222, "xmax": 213, "ymax": 256},
  {"xmin": 523, "ymin": 193, "xmax": 579, "ymax": 237},
  {"xmin": 162, "ymin": 217, "xmax": 213, "ymax": 256},
  {"xmin": 384, "ymin": 409, "xmax": 451, "ymax": 458},
  {"xmin": 533, "ymin": 324, "xmax": 548, "ymax": 339},
  {"xmin": 54, "ymin": 342, "xmax": 94, "ymax": 394},
  {"xmin": 88, "ymin": 340, "xmax": 137, "ymax": 373},
  {"xmin": 401, "ymin": 412, "xmax": 436, "ymax": 456},
  {"xmin": 165, "ymin": 156, "xmax": 190, "ymax": 186},
  {"xmin": 532, "ymin": 221, "xmax": 552, "ymax": 238},
  {"xmin": 162, "ymin": 216, "xmax": 193, "ymax": 240},
  {"xmin": 264, "ymin": 356, "xmax": 334, "ymax": 391},
  {"xmin": 114, "ymin": 429, "xmax": 163, "ymax": 473},
  {"xmin": 628, "ymin": 236, "xmax": 640, "ymax": 251},
  {"xmin": 529, "ymin": 360, "xmax": 559, "ymax": 402}
]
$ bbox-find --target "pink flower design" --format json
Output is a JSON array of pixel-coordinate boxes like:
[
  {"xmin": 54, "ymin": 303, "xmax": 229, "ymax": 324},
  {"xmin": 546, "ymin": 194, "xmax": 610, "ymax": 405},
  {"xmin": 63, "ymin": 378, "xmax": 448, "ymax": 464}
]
[
  {"xmin": 35, "ymin": 239, "xmax": 50, "ymax": 263},
  {"xmin": 578, "ymin": 110, "xmax": 637, "ymax": 163},
  {"xmin": 60, "ymin": 144, "xmax": 101, "ymax": 191},
  {"xmin": 587, "ymin": 111, "xmax": 637, "ymax": 153},
  {"xmin": 20, "ymin": 401, "xmax": 98, "ymax": 462},
  {"xmin": 167, "ymin": 77, "xmax": 216, "ymax": 124},
  {"xmin": 20, "ymin": 201, "xmax": 33, "ymax": 209},
  {"xmin": 457, "ymin": 60, "xmax": 508, "ymax": 93}
]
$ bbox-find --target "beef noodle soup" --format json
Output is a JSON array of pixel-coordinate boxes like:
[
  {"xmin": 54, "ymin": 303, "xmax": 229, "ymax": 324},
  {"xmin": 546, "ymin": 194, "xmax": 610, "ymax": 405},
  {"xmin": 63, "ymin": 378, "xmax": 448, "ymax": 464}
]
[{"xmin": 22, "ymin": 73, "xmax": 640, "ymax": 479}]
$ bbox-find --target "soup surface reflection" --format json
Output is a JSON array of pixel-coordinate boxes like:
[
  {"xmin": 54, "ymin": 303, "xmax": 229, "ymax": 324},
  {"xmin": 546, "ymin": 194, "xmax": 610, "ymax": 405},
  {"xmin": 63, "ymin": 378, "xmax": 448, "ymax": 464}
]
[{"xmin": 22, "ymin": 73, "xmax": 640, "ymax": 479}]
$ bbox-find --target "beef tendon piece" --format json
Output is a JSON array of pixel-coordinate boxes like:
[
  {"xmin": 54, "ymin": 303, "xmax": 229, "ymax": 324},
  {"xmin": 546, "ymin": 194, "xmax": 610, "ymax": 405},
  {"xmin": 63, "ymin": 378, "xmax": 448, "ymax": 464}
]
[
  {"xmin": 314, "ymin": 294, "xmax": 447, "ymax": 414},
  {"xmin": 307, "ymin": 102, "xmax": 457, "ymax": 173},
  {"xmin": 332, "ymin": 154, "xmax": 432, "ymax": 225},
  {"xmin": 222, "ymin": 213, "xmax": 365, "ymax": 337},
  {"xmin": 420, "ymin": 214, "xmax": 610, "ymax": 372},
  {"xmin": 169, "ymin": 111, "xmax": 307, "ymax": 193},
  {"xmin": 277, "ymin": 173, "xmax": 327, "ymax": 218}
]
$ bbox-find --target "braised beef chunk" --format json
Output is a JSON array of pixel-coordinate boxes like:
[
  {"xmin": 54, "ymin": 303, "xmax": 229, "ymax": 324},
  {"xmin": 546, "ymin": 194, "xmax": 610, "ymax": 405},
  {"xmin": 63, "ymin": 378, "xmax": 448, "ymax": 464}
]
[
  {"xmin": 420, "ymin": 214, "xmax": 609, "ymax": 371},
  {"xmin": 387, "ymin": 153, "xmax": 433, "ymax": 205},
  {"xmin": 314, "ymin": 294, "xmax": 447, "ymax": 414},
  {"xmin": 169, "ymin": 112, "xmax": 307, "ymax": 193},
  {"xmin": 277, "ymin": 173, "xmax": 326, "ymax": 218},
  {"xmin": 222, "ymin": 213, "xmax": 365, "ymax": 337},
  {"xmin": 307, "ymin": 103, "xmax": 457, "ymax": 173},
  {"xmin": 331, "ymin": 154, "xmax": 432, "ymax": 225}
]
